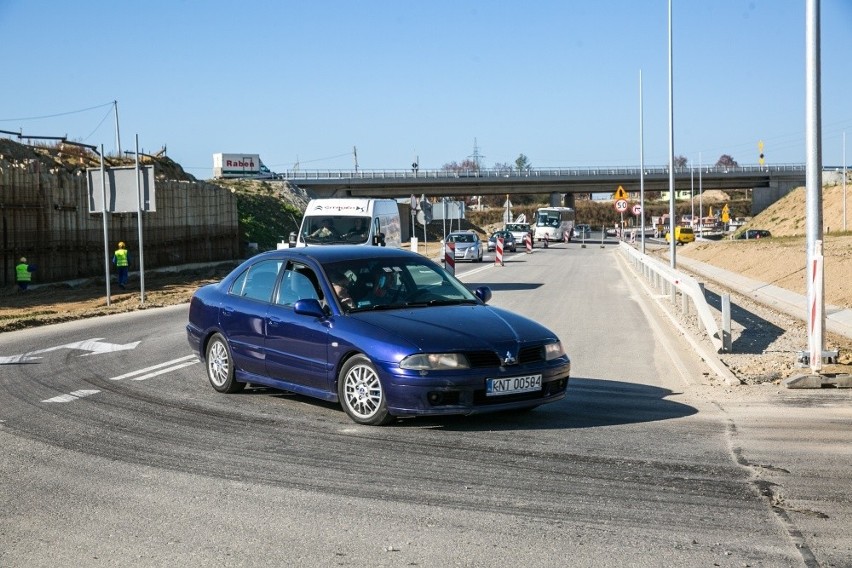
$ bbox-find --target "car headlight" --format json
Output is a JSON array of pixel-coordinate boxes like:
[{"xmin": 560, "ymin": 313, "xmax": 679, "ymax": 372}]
[
  {"xmin": 400, "ymin": 353, "xmax": 470, "ymax": 370},
  {"xmin": 544, "ymin": 341, "xmax": 566, "ymax": 361}
]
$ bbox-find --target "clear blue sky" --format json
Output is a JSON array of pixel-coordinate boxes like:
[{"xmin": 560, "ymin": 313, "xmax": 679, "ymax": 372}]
[{"xmin": 1, "ymin": 1, "xmax": 850, "ymax": 179}]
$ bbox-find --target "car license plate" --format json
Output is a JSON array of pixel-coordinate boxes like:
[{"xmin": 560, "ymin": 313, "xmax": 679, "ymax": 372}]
[{"xmin": 486, "ymin": 374, "xmax": 542, "ymax": 396}]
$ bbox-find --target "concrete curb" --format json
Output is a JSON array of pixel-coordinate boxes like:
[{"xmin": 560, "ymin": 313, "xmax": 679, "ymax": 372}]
[
  {"xmin": 616, "ymin": 250, "xmax": 742, "ymax": 386},
  {"xmin": 674, "ymin": 255, "xmax": 852, "ymax": 341}
]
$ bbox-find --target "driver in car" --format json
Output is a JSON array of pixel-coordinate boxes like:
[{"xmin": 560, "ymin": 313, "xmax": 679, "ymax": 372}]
[
  {"xmin": 310, "ymin": 219, "xmax": 339, "ymax": 239},
  {"xmin": 330, "ymin": 271, "xmax": 354, "ymax": 309},
  {"xmin": 345, "ymin": 218, "xmax": 368, "ymax": 240}
]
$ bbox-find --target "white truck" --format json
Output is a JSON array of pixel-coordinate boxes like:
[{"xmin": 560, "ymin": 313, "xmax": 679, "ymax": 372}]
[
  {"xmin": 291, "ymin": 198, "xmax": 401, "ymax": 248},
  {"xmin": 212, "ymin": 153, "xmax": 273, "ymax": 179}
]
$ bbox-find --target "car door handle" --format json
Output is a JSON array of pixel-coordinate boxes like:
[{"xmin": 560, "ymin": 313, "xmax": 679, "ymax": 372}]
[
  {"xmin": 221, "ymin": 306, "xmax": 235, "ymax": 317},
  {"xmin": 267, "ymin": 317, "xmax": 283, "ymax": 327}
]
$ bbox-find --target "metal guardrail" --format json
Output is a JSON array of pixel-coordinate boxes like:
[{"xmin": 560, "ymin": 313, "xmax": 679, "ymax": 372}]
[
  {"xmin": 619, "ymin": 242, "xmax": 726, "ymax": 353},
  {"xmin": 274, "ymin": 164, "xmax": 806, "ymax": 181}
]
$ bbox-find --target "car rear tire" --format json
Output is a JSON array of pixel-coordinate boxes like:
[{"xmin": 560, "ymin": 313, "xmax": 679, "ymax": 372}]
[
  {"xmin": 338, "ymin": 355, "xmax": 392, "ymax": 425},
  {"xmin": 205, "ymin": 333, "xmax": 245, "ymax": 393}
]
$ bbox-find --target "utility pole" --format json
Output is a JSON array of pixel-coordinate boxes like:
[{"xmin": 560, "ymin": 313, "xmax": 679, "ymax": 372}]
[
  {"xmin": 469, "ymin": 138, "xmax": 484, "ymax": 171},
  {"xmin": 113, "ymin": 100, "xmax": 121, "ymax": 158}
]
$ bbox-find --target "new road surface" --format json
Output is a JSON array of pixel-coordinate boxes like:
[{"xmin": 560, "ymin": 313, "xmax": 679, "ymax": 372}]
[{"xmin": 1, "ymin": 240, "xmax": 849, "ymax": 567}]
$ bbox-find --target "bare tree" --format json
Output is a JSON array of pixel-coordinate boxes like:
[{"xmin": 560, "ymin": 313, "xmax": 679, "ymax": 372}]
[
  {"xmin": 674, "ymin": 155, "xmax": 688, "ymax": 168},
  {"xmin": 716, "ymin": 154, "xmax": 738, "ymax": 168},
  {"xmin": 441, "ymin": 159, "xmax": 479, "ymax": 173}
]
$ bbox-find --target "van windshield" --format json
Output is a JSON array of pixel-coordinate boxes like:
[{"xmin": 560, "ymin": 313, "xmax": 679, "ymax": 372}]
[{"xmin": 302, "ymin": 216, "xmax": 371, "ymax": 244}]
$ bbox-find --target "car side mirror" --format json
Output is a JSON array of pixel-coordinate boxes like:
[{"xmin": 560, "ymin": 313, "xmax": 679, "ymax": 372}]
[
  {"xmin": 293, "ymin": 298, "xmax": 326, "ymax": 318},
  {"xmin": 474, "ymin": 286, "xmax": 492, "ymax": 304},
  {"xmin": 373, "ymin": 232, "xmax": 386, "ymax": 247}
]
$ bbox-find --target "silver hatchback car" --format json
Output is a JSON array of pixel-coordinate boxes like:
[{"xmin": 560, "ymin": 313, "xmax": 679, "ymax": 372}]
[{"xmin": 442, "ymin": 231, "xmax": 484, "ymax": 262}]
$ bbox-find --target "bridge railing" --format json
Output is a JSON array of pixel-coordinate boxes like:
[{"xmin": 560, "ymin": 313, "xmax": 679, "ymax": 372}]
[{"xmin": 274, "ymin": 164, "xmax": 805, "ymax": 181}]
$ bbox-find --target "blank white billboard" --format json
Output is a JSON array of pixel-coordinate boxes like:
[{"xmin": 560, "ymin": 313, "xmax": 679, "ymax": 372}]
[{"xmin": 87, "ymin": 165, "xmax": 156, "ymax": 213}]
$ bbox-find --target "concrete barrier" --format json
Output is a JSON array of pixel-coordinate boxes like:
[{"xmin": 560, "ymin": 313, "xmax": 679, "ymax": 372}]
[{"xmin": 619, "ymin": 242, "xmax": 724, "ymax": 353}]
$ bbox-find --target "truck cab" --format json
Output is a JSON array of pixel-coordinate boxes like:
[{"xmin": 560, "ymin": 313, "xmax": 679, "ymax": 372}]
[{"xmin": 291, "ymin": 198, "xmax": 401, "ymax": 248}]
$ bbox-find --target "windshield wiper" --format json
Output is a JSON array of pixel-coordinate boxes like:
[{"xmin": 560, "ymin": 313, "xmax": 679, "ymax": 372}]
[
  {"xmin": 349, "ymin": 304, "xmax": 406, "ymax": 313},
  {"xmin": 403, "ymin": 298, "xmax": 478, "ymax": 307}
]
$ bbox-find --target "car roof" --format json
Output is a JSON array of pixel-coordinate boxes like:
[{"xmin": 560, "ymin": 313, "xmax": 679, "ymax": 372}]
[{"xmin": 247, "ymin": 245, "xmax": 421, "ymax": 264}]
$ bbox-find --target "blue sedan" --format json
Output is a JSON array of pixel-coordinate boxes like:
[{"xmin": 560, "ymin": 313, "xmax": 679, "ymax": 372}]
[{"xmin": 186, "ymin": 246, "xmax": 571, "ymax": 425}]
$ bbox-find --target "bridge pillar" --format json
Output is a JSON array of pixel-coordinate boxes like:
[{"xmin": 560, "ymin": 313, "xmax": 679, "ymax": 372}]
[
  {"xmin": 751, "ymin": 179, "xmax": 801, "ymax": 215},
  {"xmin": 549, "ymin": 192, "xmax": 575, "ymax": 208}
]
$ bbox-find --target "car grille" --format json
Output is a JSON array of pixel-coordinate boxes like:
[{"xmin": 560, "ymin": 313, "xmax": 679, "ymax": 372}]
[
  {"xmin": 518, "ymin": 345, "xmax": 545, "ymax": 364},
  {"xmin": 465, "ymin": 351, "xmax": 501, "ymax": 367},
  {"xmin": 464, "ymin": 345, "xmax": 547, "ymax": 368}
]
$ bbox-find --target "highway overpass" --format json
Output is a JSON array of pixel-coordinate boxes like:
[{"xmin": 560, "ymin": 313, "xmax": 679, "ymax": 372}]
[{"xmin": 279, "ymin": 164, "xmax": 807, "ymax": 214}]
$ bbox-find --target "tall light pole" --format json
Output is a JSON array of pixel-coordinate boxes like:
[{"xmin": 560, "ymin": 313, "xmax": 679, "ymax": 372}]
[
  {"xmin": 699, "ymin": 152, "xmax": 703, "ymax": 234},
  {"xmin": 667, "ymin": 0, "xmax": 676, "ymax": 267},
  {"xmin": 690, "ymin": 166, "xmax": 695, "ymax": 227},
  {"xmin": 639, "ymin": 69, "xmax": 646, "ymax": 254},
  {"xmin": 804, "ymin": 0, "xmax": 824, "ymax": 374}
]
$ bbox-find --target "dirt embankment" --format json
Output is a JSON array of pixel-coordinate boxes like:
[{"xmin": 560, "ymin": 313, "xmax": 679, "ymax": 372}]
[{"xmin": 679, "ymin": 182, "xmax": 852, "ymax": 310}]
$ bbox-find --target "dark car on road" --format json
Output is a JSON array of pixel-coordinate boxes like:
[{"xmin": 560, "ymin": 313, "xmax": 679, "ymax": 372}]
[
  {"xmin": 186, "ymin": 246, "xmax": 571, "ymax": 425},
  {"xmin": 737, "ymin": 229, "xmax": 772, "ymax": 240},
  {"xmin": 487, "ymin": 230, "xmax": 517, "ymax": 252}
]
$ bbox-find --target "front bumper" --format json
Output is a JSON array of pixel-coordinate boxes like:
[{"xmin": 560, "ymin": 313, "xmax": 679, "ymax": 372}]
[{"xmin": 377, "ymin": 358, "xmax": 571, "ymax": 417}]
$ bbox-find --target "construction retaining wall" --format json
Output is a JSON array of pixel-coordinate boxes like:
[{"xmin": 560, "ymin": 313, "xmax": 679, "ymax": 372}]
[{"xmin": 1, "ymin": 162, "xmax": 239, "ymax": 287}]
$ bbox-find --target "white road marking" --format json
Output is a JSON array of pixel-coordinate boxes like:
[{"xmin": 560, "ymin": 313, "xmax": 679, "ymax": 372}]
[
  {"xmin": 40, "ymin": 356, "xmax": 199, "ymax": 403},
  {"xmin": 1, "ymin": 338, "xmax": 140, "ymax": 365},
  {"xmin": 130, "ymin": 360, "xmax": 199, "ymax": 381},
  {"xmin": 43, "ymin": 389, "xmax": 101, "ymax": 403},
  {"xmin": 110, "ymin": 355, "xmax": 199, "ymax": 381}
]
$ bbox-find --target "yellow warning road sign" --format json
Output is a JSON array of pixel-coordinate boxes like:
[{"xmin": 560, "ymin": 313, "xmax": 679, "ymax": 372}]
[{"xmin": 613, "ymin": 186, "xmax": 629, "ymax": 200}]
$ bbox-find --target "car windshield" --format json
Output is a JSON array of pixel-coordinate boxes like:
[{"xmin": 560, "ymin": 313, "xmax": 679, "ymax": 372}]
[
  {"xmin": 447, "ymin": 234, "xmax": 475, "ymax": 243},
  {"xmin": 506, "ymin": 224, "xmax": 527, "ymax": 232},
  {"xmin": 322, "ymin": 257, "xmax": 477, "ymax": 312},
  {"xmin": 302, "ymin": 215, "xmax": 371, "ymax": 244}
]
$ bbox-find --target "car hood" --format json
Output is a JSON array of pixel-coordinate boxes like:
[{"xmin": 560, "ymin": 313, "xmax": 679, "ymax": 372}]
[{"xmin": 346, "ymin": 304, "xmax": 556, "ymax": 357}]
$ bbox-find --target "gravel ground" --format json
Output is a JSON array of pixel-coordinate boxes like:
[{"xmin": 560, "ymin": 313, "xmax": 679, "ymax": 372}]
[{"xmin": 630, "ymin": 251, "xmax": 852, "ymax": 386}]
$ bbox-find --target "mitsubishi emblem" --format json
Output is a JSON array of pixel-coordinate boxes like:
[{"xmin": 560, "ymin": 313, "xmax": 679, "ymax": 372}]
[{"xmin": 502, "ymin": 351, "xmax": 517, "ymax": 365}]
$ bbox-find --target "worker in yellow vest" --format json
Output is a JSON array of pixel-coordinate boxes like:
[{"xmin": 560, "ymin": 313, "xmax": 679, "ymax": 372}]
[
  {"xmin": 15, "ymin": 257, "xmax": 35, "ymax": 292},
  {"xmin": 112, "ymin": 241, "xmax": 130, "ymax": 289}
]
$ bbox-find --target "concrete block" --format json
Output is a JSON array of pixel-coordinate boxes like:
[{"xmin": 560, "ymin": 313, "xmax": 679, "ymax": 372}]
[
  {"xmin": 783, "ymin": 374, "xmax": 828, "ymax": 389},
  {"xmin": 827, "ymin": 374, "xmax": 852, "ymax": 388}
]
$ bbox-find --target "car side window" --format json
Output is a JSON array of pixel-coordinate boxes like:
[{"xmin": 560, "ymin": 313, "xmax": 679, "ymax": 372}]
[
  {"xmin": 229, "ymin": 269, "xmax": 249, "ymax": 297},
  {"xmin": 275, "ymin": 263, "xmax": 323, "ymax": 307},
  {"xmin": 237, "ymin": 260, "xmax": 282, "ymax": 302}
]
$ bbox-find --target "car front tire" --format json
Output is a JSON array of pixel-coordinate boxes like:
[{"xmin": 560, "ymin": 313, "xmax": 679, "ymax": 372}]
[
  {"xmin": 205, "ymin": 333, "xmax": 245, "ymax": 393},
  {"xmin": 338, "ymin": 355, "xmax": 392, "ymax": 425}
]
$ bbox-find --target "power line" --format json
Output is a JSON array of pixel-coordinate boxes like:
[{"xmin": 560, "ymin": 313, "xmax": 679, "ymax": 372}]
[
  {"xmin": 0, "ymin": 101, "xmax": 115, "ymax": 123},
  {"xmin": 83, "ymin": 106, "xmax": 116, "ymax": 141}
]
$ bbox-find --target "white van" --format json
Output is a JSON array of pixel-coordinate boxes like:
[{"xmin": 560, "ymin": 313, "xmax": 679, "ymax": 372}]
[{"xmin": 291, "ymin": 198, "xmax": 401, "ymax": 248}]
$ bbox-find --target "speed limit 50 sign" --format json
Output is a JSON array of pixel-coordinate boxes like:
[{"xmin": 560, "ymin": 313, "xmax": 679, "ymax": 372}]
[{"xmin": 614, "ymin": 199, "xmax": 629, "ymax": 213}]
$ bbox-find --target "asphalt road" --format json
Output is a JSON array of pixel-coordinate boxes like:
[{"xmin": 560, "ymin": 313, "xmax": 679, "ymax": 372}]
[{"xmin": 1, "ymin": 241, "xmax": 849, "ymax": 567}]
